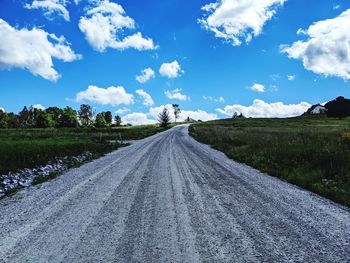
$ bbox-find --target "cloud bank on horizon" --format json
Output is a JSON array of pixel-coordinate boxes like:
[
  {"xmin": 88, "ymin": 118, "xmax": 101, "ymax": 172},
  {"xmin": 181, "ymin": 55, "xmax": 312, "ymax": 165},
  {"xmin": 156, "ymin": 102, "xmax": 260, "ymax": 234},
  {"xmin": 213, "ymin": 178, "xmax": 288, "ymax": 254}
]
[{"xmin": 1, "ymin": 0, "xmax": 349, "ymax": 125}]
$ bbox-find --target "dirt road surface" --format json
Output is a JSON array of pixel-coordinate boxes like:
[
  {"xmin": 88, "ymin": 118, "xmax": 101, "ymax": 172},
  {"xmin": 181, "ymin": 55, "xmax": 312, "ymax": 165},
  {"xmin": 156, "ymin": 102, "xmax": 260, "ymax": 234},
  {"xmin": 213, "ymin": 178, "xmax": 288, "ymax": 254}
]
[{"xmin": 1, "ymin": 125, "xmax": 349, "ymax": 262}]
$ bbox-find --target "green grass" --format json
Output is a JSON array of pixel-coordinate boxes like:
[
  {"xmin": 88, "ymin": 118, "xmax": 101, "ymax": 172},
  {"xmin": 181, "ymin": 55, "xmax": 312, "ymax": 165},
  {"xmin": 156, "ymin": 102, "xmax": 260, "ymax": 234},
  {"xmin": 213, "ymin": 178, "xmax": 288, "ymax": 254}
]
[
  {"xmin": 0, "ymin": 124, "xmax": 169, "ymax": 175},
  {"xmin": 189, "ymin": 116, "xmax": 350, "ymax": 207}
]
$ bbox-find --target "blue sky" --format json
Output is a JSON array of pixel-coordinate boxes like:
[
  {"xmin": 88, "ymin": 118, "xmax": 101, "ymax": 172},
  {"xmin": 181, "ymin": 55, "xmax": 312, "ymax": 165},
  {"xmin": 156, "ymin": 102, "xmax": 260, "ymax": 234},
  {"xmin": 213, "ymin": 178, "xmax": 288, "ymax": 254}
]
[{"xmin": 0, "ymin": 0, "xmax": 349, "ymax": 124}]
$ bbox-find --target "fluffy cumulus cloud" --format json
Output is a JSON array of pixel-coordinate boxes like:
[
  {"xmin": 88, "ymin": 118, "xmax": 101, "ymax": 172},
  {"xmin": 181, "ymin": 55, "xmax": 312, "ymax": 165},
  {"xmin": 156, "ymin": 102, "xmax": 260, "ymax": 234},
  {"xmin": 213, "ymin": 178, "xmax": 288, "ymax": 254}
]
[
  {"xmin": 32, "ymin": 104, "xmax": 46, "ymax": 110},
  {"xmin": 79, "ymin": 0, "xmax": 157, "ymax": 52},
  {"xmin": 281, "ymin": 9, "xmax": 350, "ymax": 80},
  {"xmin": 159, "ymin": 60, "xmax": 184, "ymax": 78},
  {"xmin": 76, "ymin": 85, "xmax": 134, "ymax": 106},
  {"xmin": 216, "ymin": 99, "xmax": 311, "ymax": 118},
  {"xmin": 136, "ymin": 68, "xmax": 155, "ymax": 83},
  {"xmin": 136, "ymin": 89, "xmax": 154, "ymax": 106},
  {"xmin": 250, "ymin": 83, "xmax": 265, "ymax": 93},
  {"xmin": 165, "ymin": 89, "xmax": 189, "ymax": 101},
  {"xmin": 25, "ymin": 0, "xmax": 70, "ymax": 21},
  {"xmin": 199, "ymin": 0, "xmax": 286, "ymax": 46},
  {"xmin": 0, "ymin": 19, "xmax": 81, "ymax": 81},
  {"xmin": 122, "ymin": 112, "xmax": 156, "ymax": 125}
]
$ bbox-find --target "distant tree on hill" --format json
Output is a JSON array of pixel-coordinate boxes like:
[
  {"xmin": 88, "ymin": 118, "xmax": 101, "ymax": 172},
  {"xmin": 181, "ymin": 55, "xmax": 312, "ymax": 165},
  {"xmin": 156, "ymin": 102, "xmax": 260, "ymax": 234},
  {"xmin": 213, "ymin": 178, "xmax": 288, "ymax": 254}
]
[
  {"xmin": 232, "ymin": 112, "xmax": 245, "ymax": 119},
  {"xmin": 7, "ymin": 113, "xmax": 20, "ymax": 128},
  {"xmin": 95, "ymin": 113, "xmax": 107, "ymax": 128},
  {"xmin": 18, "ymin": 106, "xmax": 31, "ymax": 127},
  {"xmin": 115, "ymin": 115, "xmax": 122, "ymax": 126},
  {"xmin": 158, "ymin": 107, "xmax": 171, "ymax": 127},
  {"xmin": 172, "ymin": 104, "xmax": 181, "ymax": 123},
  {"xmin": 0, "ymin": 110, "xmax": 8, "ymax": 128},
  {"xmin": 35, "ymin": 111, "xmax": 54, "ymax": 128},
  {"xmin": 104, "ymin": 111, "xmax": 112, "ymax": 125},
  {"xmin": 59, "ymin": 107, "xmax": 78, "ymax": 128},
  {"xmin": 325, "ymin": 96, "xmax": 350, "ymax": 118},
  {"xmin": 45, "ymin": 107, "xmax": 63, "ymax": 127},
  {"xmin": 0, "ymin": 105, "xmax": 131, "ymax": 129},
  {"xmin": 78, "ymin": 104, "xmax": 94, "ymax": 126}
]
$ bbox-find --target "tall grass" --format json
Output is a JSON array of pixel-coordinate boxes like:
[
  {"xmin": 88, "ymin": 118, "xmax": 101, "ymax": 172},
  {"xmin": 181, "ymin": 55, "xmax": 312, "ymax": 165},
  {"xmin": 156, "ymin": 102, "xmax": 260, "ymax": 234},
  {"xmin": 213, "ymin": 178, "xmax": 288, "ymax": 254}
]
[
  {"xmin": 189, "ymin": 117, "xmax": 350, "ymax": 207},
  {"xmin": 0, "ymin": 125, "xmax": 168, "ymax": 175}
]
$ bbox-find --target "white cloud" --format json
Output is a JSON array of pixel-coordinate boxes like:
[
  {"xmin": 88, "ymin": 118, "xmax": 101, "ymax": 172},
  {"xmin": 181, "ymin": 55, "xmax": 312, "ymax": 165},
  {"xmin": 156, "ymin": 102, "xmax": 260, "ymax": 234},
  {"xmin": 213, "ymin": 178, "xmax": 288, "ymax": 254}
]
[
  {"xmin": 333, "ymin": 4, "xmax": 341, "ymax": 10},
  {"xmin": 149, "ymin": 104, "xmax": 218, "ymax": 122},
  {"xmin": 199, "ymin": 0, "xmax": 286, "ymax": 46},
  {"xmin": 136, "ymin": 68, "xmax": 155, "ymax": 83},
  {"xmin": 203, "ymin": 95, "xmax": 225, "ymax": 103},
  {"xmin": 281, "ymin": 9, "xmax": 350, "ymax": 80},
  {"xmin": 165, "ymin": 89, "xmax": 189, "ymax": 101},
  {"xmin": 25, "ymin": 0, "xmax": 70, "ymax": 21},
  {"xmin": 250, "ymin": 83, "xmax": 265, "ymax": 93},
  {"xmin": 136, "ymin": 89, "xmax": 154, "ymax": 106},
  {"xmin": 79, "ymin": 0, "xmax": 157, "ymax": 52},
  {"xmin": 0, "ymin": 107, "xmax": 5, "ymax": 112},
  {"xmin": 32, "ymin": 104, "xmax": 45, "ymax": 110},
  {"xmin": 287, "ymin": 75, "xmax": 296, "ymax": 81},
  {"xmin": 119, "ymin": 104, "xmax": 217, "ymax": 125},
  {"xmin": 122, "ymin": 112, "xmax": 156, "ymax": 126},
  {"xmin": 179, "ymin": 109, "xmax": 218, "ymax": 122},
  {"xmin": 216, "ymin": 99, "xmax": 311, "ymax": 118},
  {"xmin": 0, "ymin": 19, "xmax": 81, "ymax": 81},
  {"xmin": 115, "ymin": 107, "xmax": 130, "ymax": 115},
  {"xmin": 76, "ymin": 85, "xmax": 134, "ymax": 106},
  {"xmin": 159, "ymin": 60, "xmax": 184, "ymax": 78}
]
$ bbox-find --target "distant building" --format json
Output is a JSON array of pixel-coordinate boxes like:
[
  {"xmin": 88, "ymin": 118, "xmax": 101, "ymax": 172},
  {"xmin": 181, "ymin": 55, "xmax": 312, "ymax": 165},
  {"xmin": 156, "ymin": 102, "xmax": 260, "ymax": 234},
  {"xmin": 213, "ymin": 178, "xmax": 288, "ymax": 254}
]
[
  {"xmin": 306, "ymin": 104, "xmax": 327, "ymax": 115},
  {"xmin": 311, "ymin": 105, "xmax": 327, "ymax": 115}
]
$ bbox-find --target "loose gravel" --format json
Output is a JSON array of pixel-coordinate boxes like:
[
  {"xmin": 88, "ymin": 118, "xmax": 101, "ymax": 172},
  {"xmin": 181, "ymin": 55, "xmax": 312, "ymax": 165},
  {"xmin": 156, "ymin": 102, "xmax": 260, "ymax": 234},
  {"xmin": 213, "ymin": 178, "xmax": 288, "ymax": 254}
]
[{"xmin": 0, "ymin": 125, "xmax": 349, "ymax": 262}]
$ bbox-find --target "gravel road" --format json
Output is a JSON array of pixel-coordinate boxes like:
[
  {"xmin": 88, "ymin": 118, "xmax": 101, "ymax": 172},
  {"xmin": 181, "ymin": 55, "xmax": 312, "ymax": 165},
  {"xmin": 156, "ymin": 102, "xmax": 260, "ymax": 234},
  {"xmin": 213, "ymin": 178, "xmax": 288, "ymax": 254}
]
[{"xmin": 1, "ymin": 125, "xmax": 349, "ymax": 263}]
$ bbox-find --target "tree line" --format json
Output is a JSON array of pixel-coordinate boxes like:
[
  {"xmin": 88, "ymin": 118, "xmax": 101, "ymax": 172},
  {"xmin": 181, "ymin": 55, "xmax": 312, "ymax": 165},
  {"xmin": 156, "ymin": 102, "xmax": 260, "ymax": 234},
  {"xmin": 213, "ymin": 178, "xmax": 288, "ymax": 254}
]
[
  {"xmin": 0, "ymin": 103, "xmax": 183, "ymax": 129},
  {"xmin": 0, "ymin": 104, "xmax": 123, "ymax": 129}
]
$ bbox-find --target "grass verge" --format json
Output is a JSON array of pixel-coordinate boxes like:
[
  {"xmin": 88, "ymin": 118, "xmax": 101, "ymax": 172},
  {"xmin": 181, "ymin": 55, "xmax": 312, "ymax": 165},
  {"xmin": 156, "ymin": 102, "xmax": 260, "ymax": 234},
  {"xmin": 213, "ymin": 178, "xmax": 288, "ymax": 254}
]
[
  {"xmin": 0, "ymin": 124, "xmax": 170, "ymax": 175},
  {"xmin": 189, "ymin": 117, "xmax": 350, "ymax": 207}
]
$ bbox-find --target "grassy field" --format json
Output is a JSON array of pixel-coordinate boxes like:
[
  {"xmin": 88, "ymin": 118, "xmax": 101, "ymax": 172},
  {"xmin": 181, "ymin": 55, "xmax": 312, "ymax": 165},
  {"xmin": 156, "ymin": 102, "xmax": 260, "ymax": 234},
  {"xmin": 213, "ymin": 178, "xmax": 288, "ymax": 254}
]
[
  {"xmin": 189, "ymin": 117, "xmax": 350, "ymax": 207},
  {"xmin": 0, "ymin": 124, "xmax": 169, "ymax": 175}
]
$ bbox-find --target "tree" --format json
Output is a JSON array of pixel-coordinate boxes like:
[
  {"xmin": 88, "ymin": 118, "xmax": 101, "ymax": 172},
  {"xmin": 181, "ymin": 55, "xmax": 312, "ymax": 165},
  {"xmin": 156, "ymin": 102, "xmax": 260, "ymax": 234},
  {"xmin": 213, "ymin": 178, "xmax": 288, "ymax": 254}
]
[
  {"xmin": 0, "ymin": 110, "xmax": 8, "ymax": 128},
  {"xmin": 7, "ymin": 113, "xmax": 20, "ymax": 128},
  {"xmin": 29, "ymin": 107, "xmax": 42, "ymax": 127},
  {"xmin": 46, "ymin": 107, "xmax": 63, "ymax": 127},
  {"xmin": 325, "ymin": 96, "xmax": 350, "ymax": 118},
  {"xmin": 95, "ymin": 113, "xmax": 107, "ymax": 128},
  {"xmin": 104, "ymin": 111, "xmax": 112, "ymax": 125},
  {"xmin": 18, "ymin": 106, "xmax": 31, "ymax": 127},
  {"xmin": 115, "ymin": 115, "xmax": 122, "ymax": 126},
  {"xmin": 35, "ymin": 111, "xmax": 54, "ymax": 128},
  {"xmin": 58, "ymin": 107, "xmax": 78, "ymax": 128},
  {"xmin": 78, "ymin": 104, "xmax": 94, "ymax": 126},
  {"xmin": 158, "ymin": 107, "xmax": 171, "ymax": 127},
  {"xmin": 172, "ymin": 104, "xmax": 181, "ymax": 123}
]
